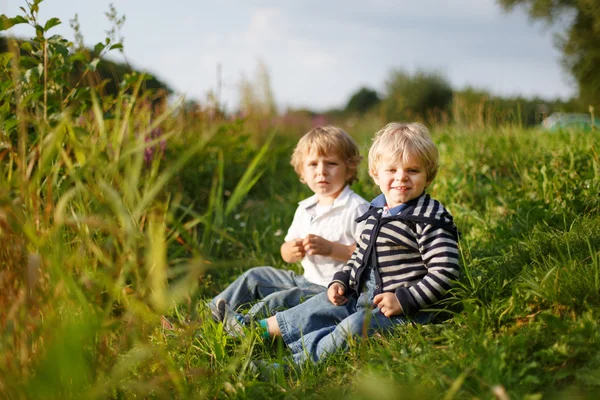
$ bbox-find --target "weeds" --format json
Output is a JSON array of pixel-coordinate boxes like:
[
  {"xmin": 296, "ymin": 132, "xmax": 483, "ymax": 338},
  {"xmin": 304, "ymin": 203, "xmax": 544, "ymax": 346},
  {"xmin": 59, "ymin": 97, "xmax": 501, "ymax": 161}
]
[{"xmin": 1, "ymin": 1, "xmax": 600, "ymax": 399}]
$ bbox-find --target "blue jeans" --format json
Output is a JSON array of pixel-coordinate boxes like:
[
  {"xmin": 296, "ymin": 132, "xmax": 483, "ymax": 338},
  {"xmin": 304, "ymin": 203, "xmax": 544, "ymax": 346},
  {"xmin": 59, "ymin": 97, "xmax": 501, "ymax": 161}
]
[
  {"xmin": 275, "ymin": 267, "xmax": 434, "ymax": 364},
  {"xmin": 210, "ymin": 266, "xmax": 325, "ymax": 320}
]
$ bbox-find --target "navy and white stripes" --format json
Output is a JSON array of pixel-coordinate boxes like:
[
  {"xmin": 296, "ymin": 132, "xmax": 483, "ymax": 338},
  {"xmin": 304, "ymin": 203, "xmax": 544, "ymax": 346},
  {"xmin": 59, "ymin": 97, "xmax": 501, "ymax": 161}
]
[{"xmin": 331, "ymin": 194, "xmax": 460, "ymax": 316}]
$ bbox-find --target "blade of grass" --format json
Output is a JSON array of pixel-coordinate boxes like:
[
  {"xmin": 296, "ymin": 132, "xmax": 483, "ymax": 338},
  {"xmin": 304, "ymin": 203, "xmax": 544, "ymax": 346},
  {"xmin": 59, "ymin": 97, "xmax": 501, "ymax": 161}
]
[{"xmin": 224, "ymin": 130, "xmax": 275, "ymax": 216}]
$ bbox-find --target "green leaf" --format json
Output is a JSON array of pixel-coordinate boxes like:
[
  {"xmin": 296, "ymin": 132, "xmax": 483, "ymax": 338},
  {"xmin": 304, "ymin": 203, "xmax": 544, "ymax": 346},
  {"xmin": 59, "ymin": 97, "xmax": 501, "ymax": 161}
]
[
  {"xmin": 0, "ymin": 52, "xmax": 13, "ymax": 68},
  {"xmin": 94, "ymin": 42, "xmax": 105, "ymax": 55},
  {"xmin": 20, "ymin": 55, "xmax": 38, "ymax": 68},
  {"xmin": 0, "ymin": 15, "xmax": 27, "ymax": 31},
  {"xmin": 0, "ymin": 101, "xmax": 11, "ymax": 115},
  {"xmin": 0, "ymin": 14, "xmax": 27, "ymax": 31},
  {"xmin": 69, "ymin": 52, "xmax": 87, "ymax": 63},
  {"xmin": 21, "ymin": 41, "xmax": 33, "ymax": 52},
  {"xmin": 35, "ymin": 24, "xmax": 44, "ymax": 38},
  {"xmin": 2, "ymin": 117, "xmax": 17, "ymax": 132},
  {"xmin": 109, "ymin": 43, "xmax": 123, "ymax": 51},
  {"xmin": 0, "ymin": 79, "xmax": 11, "ymax": 93},
  {"xmin": 54, "ymin": 44, "xmax": 69, "ymax": 58},
  {"xmin": 43, "ymin": 17, "xmax": 61, "ymax": 31}
]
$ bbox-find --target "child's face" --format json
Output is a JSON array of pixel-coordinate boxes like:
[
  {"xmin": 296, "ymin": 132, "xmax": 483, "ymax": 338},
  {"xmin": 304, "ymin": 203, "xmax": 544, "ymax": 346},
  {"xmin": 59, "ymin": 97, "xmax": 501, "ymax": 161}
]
[
  {"xmin": 301, "ymin": 148, "xmax": 350, "ymax": 205},
  {"xmin": 372, "ymin": 155, "xmax": 431, "ymax": 208}
]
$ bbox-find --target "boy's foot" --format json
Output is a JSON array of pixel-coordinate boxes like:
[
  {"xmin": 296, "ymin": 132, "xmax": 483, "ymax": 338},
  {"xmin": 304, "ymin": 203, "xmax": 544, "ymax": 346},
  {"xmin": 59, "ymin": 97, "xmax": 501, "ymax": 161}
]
[
  {"xmin": 209, "ymin": 299, "xmax": 225, "ymax": 322},
  {"xmin": 218, "ymin": 299, "xmax": 246, "ymax": 337}
]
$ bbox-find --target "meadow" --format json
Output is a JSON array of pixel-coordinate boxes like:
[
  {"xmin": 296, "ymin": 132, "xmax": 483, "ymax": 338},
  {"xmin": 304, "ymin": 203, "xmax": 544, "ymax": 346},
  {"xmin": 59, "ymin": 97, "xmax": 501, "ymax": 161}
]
[{"xmin": 1, "ymin": 3, "xmax": 600, "ymax": 399}]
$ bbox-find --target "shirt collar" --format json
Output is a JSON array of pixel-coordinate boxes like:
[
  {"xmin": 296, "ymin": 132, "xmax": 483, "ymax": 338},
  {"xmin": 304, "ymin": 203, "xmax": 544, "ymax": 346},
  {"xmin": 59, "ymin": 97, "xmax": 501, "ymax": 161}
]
[
  {"xmin": 369, "ymin": 193, "xmax": 415, "ymax": 216},
  {"xmin": 298, "ymin": 184, "xmax": 353, "ymax": 210}
]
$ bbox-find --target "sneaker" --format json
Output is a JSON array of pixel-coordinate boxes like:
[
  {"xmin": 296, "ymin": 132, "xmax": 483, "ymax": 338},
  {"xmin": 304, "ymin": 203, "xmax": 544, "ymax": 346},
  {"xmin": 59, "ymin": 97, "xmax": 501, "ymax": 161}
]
[
  {"xmin": 219, "ymin": 299, "xmax": 246, "ymax": 337},
  {"xmin": 209, "ymin": 299, "xmax": 225, "ymax": 322}
]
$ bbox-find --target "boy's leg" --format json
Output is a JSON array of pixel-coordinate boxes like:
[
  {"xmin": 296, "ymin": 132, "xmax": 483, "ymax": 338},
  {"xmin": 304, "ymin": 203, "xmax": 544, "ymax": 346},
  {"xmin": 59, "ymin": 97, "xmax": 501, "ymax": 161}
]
[
  {"xmin": 274, "ymin": 291, "xmax": 356, "ymax": 345},
  {"xmin": 287, "ymin": 304, "xmax": 434, "ymax": 364},
  {"xmin": 247, "ymin": 277, "xmax": 325, "ymax": 320},
  {"xmin": 210, "ymin": 266, "xmax": 301, "ymax": 313}
]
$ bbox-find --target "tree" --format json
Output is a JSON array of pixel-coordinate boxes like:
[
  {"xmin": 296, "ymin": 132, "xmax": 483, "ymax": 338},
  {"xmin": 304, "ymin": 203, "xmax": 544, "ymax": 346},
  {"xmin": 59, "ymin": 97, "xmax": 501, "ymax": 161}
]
[
  {"xmin": 498, "ymin": 0, "xmax": 600, "ymax": 106},
  {"xmin": 382, "ymin": 68, "xmax": 453, "ymax": 123},
  {"xmin": 345, "ymin": 87, "xmax": 380, "ymax": 115}
]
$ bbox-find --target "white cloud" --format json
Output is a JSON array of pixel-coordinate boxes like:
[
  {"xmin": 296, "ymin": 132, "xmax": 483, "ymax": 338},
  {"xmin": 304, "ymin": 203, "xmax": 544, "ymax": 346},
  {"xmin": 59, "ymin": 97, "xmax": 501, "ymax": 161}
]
[{"xmin": 0, "ymin": 0, "xmax": 574, "ymax": 110}]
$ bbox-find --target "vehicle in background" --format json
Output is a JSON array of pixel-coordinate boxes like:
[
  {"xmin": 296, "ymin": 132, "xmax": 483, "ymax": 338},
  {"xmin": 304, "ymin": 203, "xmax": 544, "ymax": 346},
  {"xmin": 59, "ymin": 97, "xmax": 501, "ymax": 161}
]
[{"xmin": 541, "ymin": 112, "xmax": 599, "ymax": 132}]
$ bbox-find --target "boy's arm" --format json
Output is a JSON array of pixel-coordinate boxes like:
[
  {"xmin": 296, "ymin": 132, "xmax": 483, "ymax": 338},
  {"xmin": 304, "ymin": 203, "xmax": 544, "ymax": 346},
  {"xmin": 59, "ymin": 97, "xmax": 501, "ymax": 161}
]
[
  {"xmin": 394, "ymin": 225, "xmax": 460, "ymax": 317},
  {"xmin": 330, "ymin": 243, "xmax": 362, "ymax": 290},
  {"xmin": 328, "ymin": 241, "xmax": 356, "ymax": 261},
  {"xmin": 280, "ymin": 239, "xmax": 306, "ymax": 263}
]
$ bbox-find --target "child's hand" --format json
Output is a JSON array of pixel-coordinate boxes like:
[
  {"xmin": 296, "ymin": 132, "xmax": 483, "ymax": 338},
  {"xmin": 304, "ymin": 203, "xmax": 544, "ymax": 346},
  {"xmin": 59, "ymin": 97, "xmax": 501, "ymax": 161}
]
[
  {"xmin": 373, "ymin": 293, "xmax": 403, "ymax": 317},
  {"xmin": 289, "ymin": 238, "xmax": 306, "ymax": 260},
  {"xmin": 281, "ymin": 238, "xmax": 306, "ymax": 263},
  {"xmin": 303, "ymin": 234, "xmax": 333, "ymax": 256},
  {"xmin": 327, "ymin": 283, "xmax": 348, "ymax": 306}
]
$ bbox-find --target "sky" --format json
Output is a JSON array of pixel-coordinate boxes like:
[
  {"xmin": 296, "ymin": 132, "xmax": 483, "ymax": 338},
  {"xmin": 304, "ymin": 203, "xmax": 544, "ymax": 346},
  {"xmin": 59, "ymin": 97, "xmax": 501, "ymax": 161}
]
[{"xmin": 1, "ymin": 0, "xmax": 575, "ymax": 112}]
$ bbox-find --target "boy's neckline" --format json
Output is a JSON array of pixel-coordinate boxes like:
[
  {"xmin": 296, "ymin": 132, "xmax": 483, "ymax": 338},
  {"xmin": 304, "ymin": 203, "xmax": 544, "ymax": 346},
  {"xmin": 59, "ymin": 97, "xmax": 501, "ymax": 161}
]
[{"xmin": 301, "ymin": 184, "xmax": 352, "ymax": 209}]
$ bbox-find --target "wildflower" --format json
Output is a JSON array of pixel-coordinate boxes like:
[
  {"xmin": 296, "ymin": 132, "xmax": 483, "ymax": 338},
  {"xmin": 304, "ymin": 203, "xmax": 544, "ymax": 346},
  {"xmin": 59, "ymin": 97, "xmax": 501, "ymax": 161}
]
[{"xmin": 143, "ymin": 126, "xmax": 166, "ymax": 167}]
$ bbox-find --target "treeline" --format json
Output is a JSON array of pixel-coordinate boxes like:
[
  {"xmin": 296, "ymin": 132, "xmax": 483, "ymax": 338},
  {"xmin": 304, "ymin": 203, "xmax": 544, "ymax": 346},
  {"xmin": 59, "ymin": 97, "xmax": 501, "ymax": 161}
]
[
  {"xmin": 1, "ymin": 35, "xmax": 583, "ymax": 132},
  {"xmin": 317, "ymin": 69, "xmax": 584, "ymax": 128}
]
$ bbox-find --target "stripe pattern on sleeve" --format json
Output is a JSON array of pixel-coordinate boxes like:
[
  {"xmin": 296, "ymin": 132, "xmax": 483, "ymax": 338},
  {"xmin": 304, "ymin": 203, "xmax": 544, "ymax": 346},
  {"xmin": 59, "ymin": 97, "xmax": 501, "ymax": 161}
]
[{"xmin": 331, "ymin": 193, "xmax": 459, "ymax": 316}]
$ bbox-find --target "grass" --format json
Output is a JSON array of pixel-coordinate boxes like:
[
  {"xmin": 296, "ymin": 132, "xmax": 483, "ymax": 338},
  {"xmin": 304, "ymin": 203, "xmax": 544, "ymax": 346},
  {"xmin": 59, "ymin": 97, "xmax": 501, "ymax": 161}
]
[
  {"xmin": 1, "ymin": 6, "xmax": 599, "ymax": 395},
  {"xmin": 2, "ymin": 104, "xmax": 600, "ymax": 399},
  {"xmin": 1, "ymin": 96, "xmax": 600, "ymax": 399}
]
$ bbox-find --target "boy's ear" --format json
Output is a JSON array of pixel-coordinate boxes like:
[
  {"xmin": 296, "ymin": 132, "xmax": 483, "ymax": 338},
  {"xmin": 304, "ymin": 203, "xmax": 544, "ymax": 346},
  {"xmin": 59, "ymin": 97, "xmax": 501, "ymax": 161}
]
[
  {"xmin": 345, "ymin": 165, "xmax": 353, "ymax": 181},
  {"xmin": 371, "ymin": 170, "xmax": 380, "ymax": 185}
]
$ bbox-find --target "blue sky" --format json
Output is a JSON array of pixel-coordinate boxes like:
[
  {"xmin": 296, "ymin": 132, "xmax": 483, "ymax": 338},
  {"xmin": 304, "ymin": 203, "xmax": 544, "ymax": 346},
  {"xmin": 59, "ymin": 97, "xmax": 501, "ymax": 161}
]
[{"xmin": 1, "ymin": 0, "xmax": 574, "ymax": 112}]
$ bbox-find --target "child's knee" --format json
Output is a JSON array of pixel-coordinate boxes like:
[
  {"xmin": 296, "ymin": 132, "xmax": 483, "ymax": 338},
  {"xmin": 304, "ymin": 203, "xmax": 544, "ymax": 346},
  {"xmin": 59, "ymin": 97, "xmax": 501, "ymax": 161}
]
[{"xmin": 243, "ymin": 266, "xmax": 272, "ymax": 284}]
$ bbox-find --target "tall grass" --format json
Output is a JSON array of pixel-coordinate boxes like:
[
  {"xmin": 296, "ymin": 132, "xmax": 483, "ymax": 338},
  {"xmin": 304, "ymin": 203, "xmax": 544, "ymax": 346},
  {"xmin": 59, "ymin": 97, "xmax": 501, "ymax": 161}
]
[{"xmin": 2, "ymin": 2, "xmax": 600, "ymax": 399}]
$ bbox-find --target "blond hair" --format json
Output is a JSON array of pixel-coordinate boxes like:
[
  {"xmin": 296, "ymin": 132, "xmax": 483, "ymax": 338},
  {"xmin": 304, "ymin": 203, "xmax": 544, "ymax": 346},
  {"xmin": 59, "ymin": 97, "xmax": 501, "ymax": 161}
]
[
  {"xmin": 368, "ymin": 122, "xmax": 439, "ymax": 181},
  {"xmin": 290, "ymin": 126, "xmax": 362, "ymax": 184}
]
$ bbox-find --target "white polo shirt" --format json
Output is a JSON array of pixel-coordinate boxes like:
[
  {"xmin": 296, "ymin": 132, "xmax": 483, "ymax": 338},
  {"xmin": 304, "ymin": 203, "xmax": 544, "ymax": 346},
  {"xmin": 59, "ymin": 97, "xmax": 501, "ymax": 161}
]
[{"xmin": 284, "ymin": 185, "xmax": 370, "ymax": 287}]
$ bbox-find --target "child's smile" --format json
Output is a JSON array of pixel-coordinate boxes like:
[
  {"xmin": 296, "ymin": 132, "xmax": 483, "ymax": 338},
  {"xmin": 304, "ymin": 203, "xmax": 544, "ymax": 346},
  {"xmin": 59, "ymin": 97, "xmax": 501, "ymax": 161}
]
[{"xmin": 373, "ymin": 157, "xmax": 430, "ymax": 208}]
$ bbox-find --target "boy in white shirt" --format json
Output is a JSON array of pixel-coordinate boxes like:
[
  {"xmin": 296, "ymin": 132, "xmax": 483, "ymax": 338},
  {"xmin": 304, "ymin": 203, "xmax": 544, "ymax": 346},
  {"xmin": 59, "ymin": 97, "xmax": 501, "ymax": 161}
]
[{"xmin": 210, "ymin": 126, "xmax": 369, "ymax": 333}]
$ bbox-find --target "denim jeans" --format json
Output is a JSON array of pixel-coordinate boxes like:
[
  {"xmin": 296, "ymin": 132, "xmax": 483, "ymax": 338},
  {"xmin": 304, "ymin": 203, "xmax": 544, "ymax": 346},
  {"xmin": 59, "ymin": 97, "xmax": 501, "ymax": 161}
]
[
  {"xmin": 210, "ymin": 266, "xmax": 325, "ymax": 320},
  {"xmin": 275, "ymin": 266, "xmax": 434, "ymax": 364}
]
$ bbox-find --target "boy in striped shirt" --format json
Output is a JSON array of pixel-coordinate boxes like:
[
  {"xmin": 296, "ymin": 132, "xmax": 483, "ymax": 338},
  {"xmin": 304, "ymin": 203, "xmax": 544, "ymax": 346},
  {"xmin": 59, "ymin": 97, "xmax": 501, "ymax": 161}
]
[{"xmin": 250, "ymin": 122, "xmax": 460, "ymax": 366}]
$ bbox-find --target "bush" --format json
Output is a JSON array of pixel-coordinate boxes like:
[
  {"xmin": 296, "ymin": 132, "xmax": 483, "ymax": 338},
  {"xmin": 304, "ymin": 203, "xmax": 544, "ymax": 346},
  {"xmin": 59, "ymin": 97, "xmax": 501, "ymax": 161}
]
[{"xmin": 382, "ymin": 68, "xmax": 453, "ymax": 124}]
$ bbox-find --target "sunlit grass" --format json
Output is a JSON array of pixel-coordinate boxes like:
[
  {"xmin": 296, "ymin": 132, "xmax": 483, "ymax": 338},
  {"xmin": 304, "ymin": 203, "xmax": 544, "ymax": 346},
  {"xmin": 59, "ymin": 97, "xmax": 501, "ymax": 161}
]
[
  {"xmin": 2, "ymin": 3, "xmax": 600, "ymax": 397},
  {"xmin": 2, "ymin": 88, "xmax": 600, "ymax": 399}
]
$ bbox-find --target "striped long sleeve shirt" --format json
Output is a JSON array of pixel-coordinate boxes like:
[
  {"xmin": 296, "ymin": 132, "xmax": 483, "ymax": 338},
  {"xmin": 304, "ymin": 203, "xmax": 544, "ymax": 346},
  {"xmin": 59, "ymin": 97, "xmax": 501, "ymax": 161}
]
[{"xmin": 331, "ymin": 193, "xmax": 460, "ymax": 316}]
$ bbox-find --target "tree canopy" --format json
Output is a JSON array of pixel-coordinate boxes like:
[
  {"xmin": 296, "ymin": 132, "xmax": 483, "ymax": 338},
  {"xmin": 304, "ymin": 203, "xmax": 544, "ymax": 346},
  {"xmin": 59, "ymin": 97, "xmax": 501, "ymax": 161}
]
[
  {"xmin": 498, "ymin": 0, "xmax": 600, "ymax": 107},
  {"xmin": 382, "ymin": 68, "xmax": 453, "ymax": 123},
  {"xmin": 345, "ymin": 87, "xmax": 381, "ymax": 116}
]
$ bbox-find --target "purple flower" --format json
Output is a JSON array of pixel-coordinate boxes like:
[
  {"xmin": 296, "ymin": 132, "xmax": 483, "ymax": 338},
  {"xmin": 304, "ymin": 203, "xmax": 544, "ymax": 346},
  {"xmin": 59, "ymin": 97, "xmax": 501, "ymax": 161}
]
[{"xmin": 143, "ymin": 127, "xmax": 166, "ymax": 167}]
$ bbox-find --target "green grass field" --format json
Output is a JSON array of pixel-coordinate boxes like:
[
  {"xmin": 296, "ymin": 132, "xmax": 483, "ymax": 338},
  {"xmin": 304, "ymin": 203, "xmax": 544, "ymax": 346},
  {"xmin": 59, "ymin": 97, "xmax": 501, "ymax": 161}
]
[
  {"xmin": 1, "ymin": 3, "xmax": 600, "ymax": 398},
  {"xmin": 2, "ymin": 105, "xmax": 599, "ymax": 399}
]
